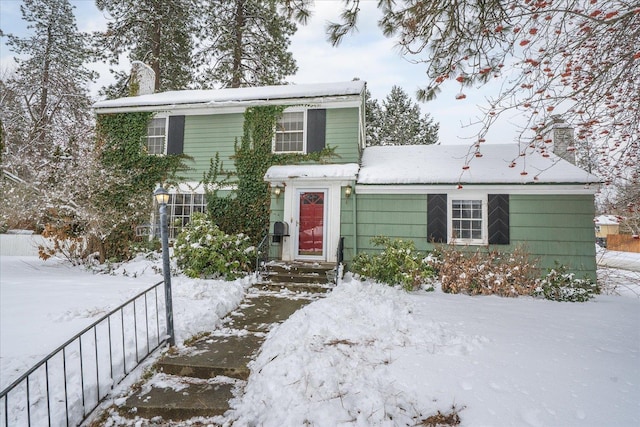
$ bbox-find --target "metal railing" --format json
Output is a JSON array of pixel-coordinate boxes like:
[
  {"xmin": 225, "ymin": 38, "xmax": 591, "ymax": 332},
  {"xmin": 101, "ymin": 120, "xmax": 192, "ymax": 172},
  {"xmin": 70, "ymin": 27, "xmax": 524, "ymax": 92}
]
[
  {"xmin": 0, "ymin": 281, "xmax": 168, "ymax": 427},
  {"xmin": 335, "ymin": 236, "xmax": 345, "ymax": 284},
  {"xmin": 255, "ymin": 234, "xmax": 271, "ymax": 275}
]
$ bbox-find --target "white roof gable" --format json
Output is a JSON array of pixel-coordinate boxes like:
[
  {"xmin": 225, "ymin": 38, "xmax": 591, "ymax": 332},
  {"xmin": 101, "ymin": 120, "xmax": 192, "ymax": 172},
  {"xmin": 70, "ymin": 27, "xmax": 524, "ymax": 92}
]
[
  {"xmin": 93, "ymin": 81, "xmax": 365, "ymax": 110},
  {"xmin": 357, "ymin": 144, "xmax": 600, "ymax": 185}
]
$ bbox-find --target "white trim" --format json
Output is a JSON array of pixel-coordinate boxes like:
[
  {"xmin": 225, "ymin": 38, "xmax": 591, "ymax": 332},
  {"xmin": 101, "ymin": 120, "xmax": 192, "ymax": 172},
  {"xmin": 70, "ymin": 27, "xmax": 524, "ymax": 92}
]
[
  {"xmin": 273, "ymin": 109, "xmax": 307, "ymax": 154},
  {"xmin": 94, "ymin": 97, "xmax": 362, "ymax": 115},
  {"xmin": 355, "ymin": 184, "xmax": 598, "ymax": 195},
  {"xmin": 293, "ymin": 189, "xmax": 328, "ymax": 261},
  {"xmin": 280, "ymin": 179, "xmax": 344, "ymax": 263},
  {"xmin": 448, "ymin": 193, "xmax": 488, "ymax": 246}
]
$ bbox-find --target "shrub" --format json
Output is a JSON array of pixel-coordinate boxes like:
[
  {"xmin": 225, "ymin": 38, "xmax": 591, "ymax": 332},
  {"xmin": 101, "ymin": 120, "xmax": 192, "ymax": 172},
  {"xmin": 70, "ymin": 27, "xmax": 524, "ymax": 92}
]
[
  {"xmin": 174, "ymin": 213, "xmax": 256, "ymax": 280},
  {"xmin": 351, "ymin": 236, "xmax": 436, "ymax": 290},
  {"xmin": 431, "ymin": 245, "xmax": 539, "ymax": 297},
  {"xmin": 534, "ymin": 263, "xmax": 600, "ymax": 302}
]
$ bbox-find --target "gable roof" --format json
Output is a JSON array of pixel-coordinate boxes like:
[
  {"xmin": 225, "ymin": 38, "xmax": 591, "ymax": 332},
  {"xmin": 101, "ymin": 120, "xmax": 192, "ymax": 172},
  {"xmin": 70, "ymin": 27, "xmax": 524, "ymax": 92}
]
[
  {"xmin": 357, "ymin": 144, "xmax": 600, "ymax": 185},
  {"xmin": 93, "ymin": 81, "xmax": 365, "ymax": 111}
]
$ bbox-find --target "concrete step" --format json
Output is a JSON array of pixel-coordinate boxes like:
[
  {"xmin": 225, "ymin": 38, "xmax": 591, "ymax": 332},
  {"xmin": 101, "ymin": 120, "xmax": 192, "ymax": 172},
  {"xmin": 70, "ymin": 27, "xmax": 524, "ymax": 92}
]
[
  {"xmin": 223, "ymin": 294, "xmax": 315, "ymax": 332},
  {"xmin": 119, "ymin": 375, "xmax": 237, "ymax": 420},
  {"xmin": 157, "ymin": 334, "xmax": 264, "ymax": 380},
  {"xmin": 256, "ymin": 281, "xmax": 334, "ymax": 294},
  {"xmin": 260, "ymin": 261, "xmax": 337, "ymax": 285}
]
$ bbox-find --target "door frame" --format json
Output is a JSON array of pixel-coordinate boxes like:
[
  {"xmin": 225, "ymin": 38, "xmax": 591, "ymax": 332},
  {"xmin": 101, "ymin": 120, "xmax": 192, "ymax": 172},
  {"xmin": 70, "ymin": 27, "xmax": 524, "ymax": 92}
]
[
  {"xmin": 279, "ymin": 180, "xmax": 346, "ymax": 263},
  {"xmin": 294, "ymin": 189, "xmax": 328, "ymax": 261}
]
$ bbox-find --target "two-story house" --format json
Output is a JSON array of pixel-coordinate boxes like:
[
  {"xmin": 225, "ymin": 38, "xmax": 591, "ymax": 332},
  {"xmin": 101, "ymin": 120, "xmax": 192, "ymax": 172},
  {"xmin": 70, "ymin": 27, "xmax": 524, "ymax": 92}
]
[{"xmin": 93, "ymin": 81, "xmax": 599, "ymax": 280}]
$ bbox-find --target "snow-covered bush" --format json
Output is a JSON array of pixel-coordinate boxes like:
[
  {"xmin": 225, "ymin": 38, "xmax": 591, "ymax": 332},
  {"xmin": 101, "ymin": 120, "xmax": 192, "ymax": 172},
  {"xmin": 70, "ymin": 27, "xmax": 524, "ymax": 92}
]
[
  {"xmin": 351, "ymin": 236, "xmax": 436, "ymax": 290},
  {"xmin": 534, "ymin": 263, "xmax": 600, "ymax": 302},
  {"xmin": 432, "ymin": 246, "xmax": 539, "ymax": 297},
  {"xmin": 174, "ymin": 213, "xmax": 256, "ymax": 280}
]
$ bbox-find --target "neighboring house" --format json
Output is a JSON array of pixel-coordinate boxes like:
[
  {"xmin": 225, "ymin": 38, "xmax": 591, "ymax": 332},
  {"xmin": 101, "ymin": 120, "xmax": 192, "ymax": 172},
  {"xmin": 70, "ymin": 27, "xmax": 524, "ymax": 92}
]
[
  {"xmin": 595, "ymin": 215, "xmax": 620, "ymax": 239},
  {"xmin": 94, "ymin": 81, "xmax": 600, "ymax": 280}
]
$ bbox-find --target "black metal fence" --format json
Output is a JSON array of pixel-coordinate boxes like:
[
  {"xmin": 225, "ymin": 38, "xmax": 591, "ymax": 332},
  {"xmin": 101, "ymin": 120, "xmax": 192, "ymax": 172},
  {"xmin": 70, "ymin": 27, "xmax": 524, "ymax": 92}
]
[{"xmin": 0, "ymin": 281, "xmax": 168, "ymax": 427}]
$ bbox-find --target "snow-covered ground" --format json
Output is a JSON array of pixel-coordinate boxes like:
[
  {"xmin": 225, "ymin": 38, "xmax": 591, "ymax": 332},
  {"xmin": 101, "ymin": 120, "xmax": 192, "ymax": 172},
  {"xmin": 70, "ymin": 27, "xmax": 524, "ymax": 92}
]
[{"xmin": 1, "ymin": 253, "xmax": 639, "ymax": 426}]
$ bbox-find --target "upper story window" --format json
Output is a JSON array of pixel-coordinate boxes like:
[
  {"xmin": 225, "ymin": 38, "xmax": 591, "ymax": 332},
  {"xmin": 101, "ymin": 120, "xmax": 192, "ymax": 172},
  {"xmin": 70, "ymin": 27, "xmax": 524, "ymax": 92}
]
[
  {"xmin": 146, "ymin": 117, "xmax": 167, "ymax": 155},
  {"xmin": 448, "ymin": 197, "xmax": 487, "ymax": 245},
  {"xmin": 274, "ymin": 111, "xmax": 305, "ymax": 153}
]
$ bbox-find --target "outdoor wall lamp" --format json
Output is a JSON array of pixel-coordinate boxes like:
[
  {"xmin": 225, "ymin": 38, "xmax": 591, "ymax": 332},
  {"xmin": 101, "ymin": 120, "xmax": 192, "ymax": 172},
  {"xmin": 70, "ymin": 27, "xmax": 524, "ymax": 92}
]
[
  {"xmin": 153, "ymin": 186, "xmax": 175, "ymax": 346},
  {"xmin": 345, "ymin": 185, "xmax": 353, "ymax": 198},
  {"xmin": 273, "ymin": 186, "xmax": 282, "ymax": 198}
]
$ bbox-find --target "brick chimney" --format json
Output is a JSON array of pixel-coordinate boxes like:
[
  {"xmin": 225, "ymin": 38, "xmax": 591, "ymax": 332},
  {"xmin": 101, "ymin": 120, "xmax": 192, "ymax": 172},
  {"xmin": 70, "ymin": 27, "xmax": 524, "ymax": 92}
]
[
  {"xmin": 130, "ymin": 61, "xmax": 156, "ymax": 96},
  {"xmin": 550, "ymin": 115, "xmax": 576, "ymax": 164}
]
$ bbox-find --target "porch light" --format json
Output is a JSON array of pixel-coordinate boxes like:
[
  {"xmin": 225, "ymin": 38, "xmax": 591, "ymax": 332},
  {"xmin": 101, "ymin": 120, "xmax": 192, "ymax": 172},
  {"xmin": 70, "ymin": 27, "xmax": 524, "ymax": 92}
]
[
  {"xmin": 273, "ymin": 186, "xmax": 282, "ymax": 197},
  {"xmin": 153, "ymin": 186, "xmax": 170, "ymax": 205},
  {"xmin": 153, "ymin": 185, "xmax": 174, "ymax": 346},
  {"xmin": 345, "ymin": 185, "xmax": 353, "ymax": 198}
]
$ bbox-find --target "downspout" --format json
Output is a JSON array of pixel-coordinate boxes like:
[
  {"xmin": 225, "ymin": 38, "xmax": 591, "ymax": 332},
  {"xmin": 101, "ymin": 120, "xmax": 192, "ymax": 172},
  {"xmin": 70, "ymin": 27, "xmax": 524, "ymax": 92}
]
[{"xmin": 352, "ymin": 185, "xmax": 358, "ymax": 256}]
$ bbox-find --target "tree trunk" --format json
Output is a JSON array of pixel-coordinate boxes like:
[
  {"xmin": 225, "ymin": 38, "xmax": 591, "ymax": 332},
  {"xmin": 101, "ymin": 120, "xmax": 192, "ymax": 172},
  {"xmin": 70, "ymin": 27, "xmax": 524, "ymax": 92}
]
[{"xmin": 231, "ymin": 0, "xmax": 245, "ymax": 88}]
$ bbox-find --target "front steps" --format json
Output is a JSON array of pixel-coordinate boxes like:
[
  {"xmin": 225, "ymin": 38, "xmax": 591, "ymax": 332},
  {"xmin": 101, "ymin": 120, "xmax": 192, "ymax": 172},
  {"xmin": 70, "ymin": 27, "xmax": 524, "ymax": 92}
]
[
  {"xmin": 115, "ymin": 262, "xmax": 333, "ymax": 423},
  {"xmin": 257, "ymin": 261, "xmax": 337, "ymax": 293}
]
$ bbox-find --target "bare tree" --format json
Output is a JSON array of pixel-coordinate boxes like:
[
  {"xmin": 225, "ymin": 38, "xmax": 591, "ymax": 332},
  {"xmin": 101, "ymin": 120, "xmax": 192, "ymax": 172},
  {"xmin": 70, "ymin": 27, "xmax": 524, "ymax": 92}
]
[{"xmin": 319, "ymin": 0, "xmax": 638, "ymax": 184}]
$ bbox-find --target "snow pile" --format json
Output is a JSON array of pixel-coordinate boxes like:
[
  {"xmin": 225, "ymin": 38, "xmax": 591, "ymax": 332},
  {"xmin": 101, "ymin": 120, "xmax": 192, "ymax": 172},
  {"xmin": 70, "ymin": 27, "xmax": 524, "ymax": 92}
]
[{"xmin": 231, "ymin": 274, "xmax": 640, "ymax": 427}]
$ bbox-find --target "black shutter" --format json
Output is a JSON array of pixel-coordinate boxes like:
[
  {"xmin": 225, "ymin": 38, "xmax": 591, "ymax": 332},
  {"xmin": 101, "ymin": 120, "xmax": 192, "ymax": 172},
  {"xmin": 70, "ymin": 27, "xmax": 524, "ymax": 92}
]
[
  {"xmin": 427, "ymin": 194, "xmax": 447, "ymax": 243},
  {"xmin": 166, "ymin": 115, "xmax": 185, "ymax": 155},
  {"xmin": 306, "ymin": 109, "xmax": 326, "ymax": 153},
  {"xmin": 488, "ymin": 194, "xmax": 510, "ymax": 245}
]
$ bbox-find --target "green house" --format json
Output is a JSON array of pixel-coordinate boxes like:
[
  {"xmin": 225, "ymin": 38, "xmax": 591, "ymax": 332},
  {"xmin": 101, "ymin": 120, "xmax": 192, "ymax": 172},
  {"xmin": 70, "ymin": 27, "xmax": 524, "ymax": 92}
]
[{"xmin": 93, "ymin": 81, "xmax": 600, "ymax": 279}]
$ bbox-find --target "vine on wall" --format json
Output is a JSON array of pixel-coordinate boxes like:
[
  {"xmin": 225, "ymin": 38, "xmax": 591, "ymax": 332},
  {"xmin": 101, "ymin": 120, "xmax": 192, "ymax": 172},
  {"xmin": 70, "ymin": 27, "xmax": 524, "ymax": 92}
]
[
  {"xmin": 204, "ymin": 106, "xmax": 335, "ymax": 243},
  {"xmin": 94, "ymin": 112, "xmax": 188, "ymax": 260}
]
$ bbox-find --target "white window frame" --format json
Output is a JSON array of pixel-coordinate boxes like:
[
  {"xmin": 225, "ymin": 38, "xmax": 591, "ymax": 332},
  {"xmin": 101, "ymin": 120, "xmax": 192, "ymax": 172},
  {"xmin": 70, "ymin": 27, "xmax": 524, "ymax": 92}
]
[
  {"xmin": 145, "ymin": 116, "xmax": 168, "ymax": 155},
  {"xmin": 447, "ymin": 192, "xmax": 488, "ymax": 246},
  {"xmin": 167, "ymin": 191, "xmax": 207, "ymax": 238},
  {"xmin": 273, "ymin": 109, "xmax": 307, "ymax": 154}
]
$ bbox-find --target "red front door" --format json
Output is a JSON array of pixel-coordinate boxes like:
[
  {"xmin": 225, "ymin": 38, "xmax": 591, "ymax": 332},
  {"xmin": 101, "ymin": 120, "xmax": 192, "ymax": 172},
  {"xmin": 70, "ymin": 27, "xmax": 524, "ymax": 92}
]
[{"xmin": 298, "ymin": 191, "xmax": 325, "ymax": 257}]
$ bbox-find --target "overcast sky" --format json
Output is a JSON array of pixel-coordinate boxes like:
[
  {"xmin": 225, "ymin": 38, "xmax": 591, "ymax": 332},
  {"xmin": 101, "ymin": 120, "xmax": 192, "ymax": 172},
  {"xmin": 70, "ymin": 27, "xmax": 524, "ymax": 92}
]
[{"xmin": 0, "ymin": 0, "xmax": 522, "ymax": 144}]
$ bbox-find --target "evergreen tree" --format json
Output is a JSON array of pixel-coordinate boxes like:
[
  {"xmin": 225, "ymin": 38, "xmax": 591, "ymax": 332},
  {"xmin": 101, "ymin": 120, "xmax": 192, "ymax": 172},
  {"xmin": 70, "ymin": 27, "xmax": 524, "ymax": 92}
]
[
  {"xmin": 1, "ymin": 0, "xmax": 95, "ymax": 181},
  {"xmin": 197, "ymin": 0, "xmax": 298, "ymax": 88},
  {"xmin": 0, "ymin": 0, "xmax": 97, "ymax": 231},
  {"xmin": 368, "ymin": 86, "xmax": 439, "ymax": 146},
  {"xmin": 364, "ymin": 88, "xmax": 382, "ymax": 146},
  {"xmin": 95, "ymin": 0, "xmax": 195, "ymax": 94}
]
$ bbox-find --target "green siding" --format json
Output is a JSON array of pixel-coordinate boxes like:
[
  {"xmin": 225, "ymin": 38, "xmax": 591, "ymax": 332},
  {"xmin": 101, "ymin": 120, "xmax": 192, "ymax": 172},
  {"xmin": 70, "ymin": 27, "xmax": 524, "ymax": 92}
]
[
  {"xmin": 326, "ymin": 108, "xmax": 360, "ymax": 163},
  {"xmin": 343, "ymin": 192, "xmax": 596, "ymax": 280},
  {"xmin": 508, "ymin": 194, "xmax": 596, "ymax": 279},
  {"xmin": 182, "ymin": 113, "xmax": 244, "ymax": 181},
  {"xmin": 181, "ymin": 107, "xmax": 360, "ymax": 181}
]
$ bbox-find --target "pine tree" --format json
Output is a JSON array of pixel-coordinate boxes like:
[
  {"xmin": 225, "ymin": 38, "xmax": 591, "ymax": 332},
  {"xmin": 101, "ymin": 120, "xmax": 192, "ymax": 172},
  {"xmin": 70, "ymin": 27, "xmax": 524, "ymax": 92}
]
[
  {"xmin": 1, "ymin": 0, "xmax": 97, "ymax": 230},
  {"xmin": 2, "ymin": 0, "xmax": 95, "ymax": 181},
  {"xmin": 96, "ymin": 0, "xmax": 195, "ymax": 94},
  {"xmin": 367, "ymin": 86, "xmax": 439, "ymax": 146},
  {"xmin": 197, "ymin": 0, "xmax": 298, "ymax": 88}
]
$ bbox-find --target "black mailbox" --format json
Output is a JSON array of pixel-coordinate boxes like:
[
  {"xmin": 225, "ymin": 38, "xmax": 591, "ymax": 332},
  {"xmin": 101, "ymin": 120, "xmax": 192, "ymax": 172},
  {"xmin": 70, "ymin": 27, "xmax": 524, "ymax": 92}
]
[{"xmin": 274, "ymin": 221, "xmax": 289, "ymax": 236}]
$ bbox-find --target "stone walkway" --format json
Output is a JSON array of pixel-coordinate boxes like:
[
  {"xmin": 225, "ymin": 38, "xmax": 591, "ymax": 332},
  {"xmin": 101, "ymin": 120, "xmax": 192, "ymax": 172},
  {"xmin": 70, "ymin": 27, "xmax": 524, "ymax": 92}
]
[{"xmin": 114, "ymin": 263, "xmax": 335, "ymax": 423}]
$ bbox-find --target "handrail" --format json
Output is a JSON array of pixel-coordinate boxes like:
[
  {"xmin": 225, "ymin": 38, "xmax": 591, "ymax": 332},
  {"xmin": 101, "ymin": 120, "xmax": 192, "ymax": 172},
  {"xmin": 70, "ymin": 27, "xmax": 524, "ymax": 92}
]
[
  {"xmin": 255, "ymin": 233, "xmax": 270, "ymax": 274},
  {"xmin": 1, "ymin": 280, "xmax": 168, "ymax": 426},
  {"xmin": 335, "ymin": 236, "xmax": 345, "ymax": 284}
]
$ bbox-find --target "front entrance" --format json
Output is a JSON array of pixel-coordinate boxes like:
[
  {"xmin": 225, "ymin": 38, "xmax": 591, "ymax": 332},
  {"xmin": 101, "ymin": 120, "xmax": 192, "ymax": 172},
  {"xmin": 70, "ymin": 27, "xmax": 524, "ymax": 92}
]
[{"xmin": 296, "ymin": 190, "xmax": 326, "ymax": 259}]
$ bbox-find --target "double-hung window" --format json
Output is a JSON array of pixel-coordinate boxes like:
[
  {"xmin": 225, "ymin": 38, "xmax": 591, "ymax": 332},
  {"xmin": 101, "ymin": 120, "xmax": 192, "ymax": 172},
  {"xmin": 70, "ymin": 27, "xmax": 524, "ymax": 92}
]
[
  {"xmin": 447, "ymin": 195, "xmax": 488, "ymax": 245},
  {"xmin": 146, "ymin": 117, "xmax": 167, "ymax": 155},
  {"xmin": 274, "ymin": 111, "xmax": 305, "ymax": 153}
]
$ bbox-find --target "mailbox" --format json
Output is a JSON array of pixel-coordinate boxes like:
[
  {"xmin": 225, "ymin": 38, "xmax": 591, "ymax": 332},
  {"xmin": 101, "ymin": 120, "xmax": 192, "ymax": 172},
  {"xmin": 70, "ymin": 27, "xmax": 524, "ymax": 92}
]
[{"xmin": 273, "ymin": 221, "xmax": 289, "ymax": 236}]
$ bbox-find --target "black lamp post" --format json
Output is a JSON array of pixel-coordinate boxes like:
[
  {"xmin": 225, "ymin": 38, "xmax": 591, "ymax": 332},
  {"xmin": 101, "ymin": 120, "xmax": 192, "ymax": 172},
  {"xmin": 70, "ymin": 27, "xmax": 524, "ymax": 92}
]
[{"xmin": 153, "ymin": 186, "xmax": 175, "ymax": 346}]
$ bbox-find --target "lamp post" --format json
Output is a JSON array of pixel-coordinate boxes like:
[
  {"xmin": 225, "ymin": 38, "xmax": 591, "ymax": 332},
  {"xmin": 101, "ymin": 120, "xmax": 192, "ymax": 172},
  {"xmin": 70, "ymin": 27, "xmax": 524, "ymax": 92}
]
[{"xmin": 154, "ymin": 186, "xmax": 175, "ymax": 346}]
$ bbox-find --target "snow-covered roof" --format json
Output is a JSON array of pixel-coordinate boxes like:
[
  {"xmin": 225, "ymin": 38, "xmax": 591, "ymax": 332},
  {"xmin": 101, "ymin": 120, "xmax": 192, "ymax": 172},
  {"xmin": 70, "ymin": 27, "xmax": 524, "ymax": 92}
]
[
  {"xmin": 595, "ymin": 215, "xmax": 620, "ymax": 225},
  {"xmin": 265, "ymin": 164, "xmax": 360, "ymax": 181},
  {"xmin": 93, "ymin": 81, "xmax": 365, "ymax": 110},
  {"xmin": 357, "ymin": 144, "xmax": 600, "ymax": 185}
]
